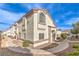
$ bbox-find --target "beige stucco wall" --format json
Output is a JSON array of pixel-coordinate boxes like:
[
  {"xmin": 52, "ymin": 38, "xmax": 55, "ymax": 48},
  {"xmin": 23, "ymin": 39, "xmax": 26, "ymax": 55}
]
[
  {"xmin": 26, "ymin": 15, "xmax": 34, "ymax": 41},
  {"xmin": 33, "ymin": 11, "xmax": 48, "ymax": 41},
  {"xmin": 31, "ymin": 10, "xmax": 57, "ymax": 47},
  {"xmin": 17, "ymin": 20, "xmax": 23, "ymax": 39},
  {"xmin": 16, "ymin": 18, "xmax": 27, "ymax": 40},
  {"xmin": 33, "ymin": 13, "xmax": 38, "ymax": 41},
  {"xmin": 33, "ymin": 10, "xmax": 56, "ymax": 43},
  {"xmin": 1, "ymin": 26, "xmax": 15, "ymax": 37},
  {"xmin": 1, "ymin": 9, "xmax": 57, "ymax": 47},
  {"xmin": 33, "ymin": 40, "xmax": 49, "ymax": 47}
]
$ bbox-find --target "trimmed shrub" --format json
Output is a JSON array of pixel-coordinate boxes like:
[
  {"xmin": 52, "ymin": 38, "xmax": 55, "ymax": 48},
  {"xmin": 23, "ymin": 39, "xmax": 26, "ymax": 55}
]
[
  {"xmin": 23, "ymin": 42, "xmax": 29, "ymax": 47},
  {"xmin": 56, "ymin": 33, "xmax": 67, "ymax": 42},
  {"xmin": 61, "ymin": 33, "xmax": 67, "ymax": 40},
  {"xmin": 75, "ymin": 48, "xmax": 79, "ymax": 51},
  {"xmin": 72, "ymin": 44, "xmax": 79, "ymax": 49},
  {"xmin": 22, "ymin": 40, "xmax": 33, "ymax": 47}
]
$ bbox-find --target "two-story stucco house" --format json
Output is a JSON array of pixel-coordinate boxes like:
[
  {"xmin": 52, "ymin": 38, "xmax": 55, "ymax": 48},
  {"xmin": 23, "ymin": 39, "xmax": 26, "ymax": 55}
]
[
  {"xmin": 2, "ymin": 9, "xmax": 57, "ymax": 47},
  {"xmin": 1, "ymin": 25, "xmax": 16, "ymax": 39}
]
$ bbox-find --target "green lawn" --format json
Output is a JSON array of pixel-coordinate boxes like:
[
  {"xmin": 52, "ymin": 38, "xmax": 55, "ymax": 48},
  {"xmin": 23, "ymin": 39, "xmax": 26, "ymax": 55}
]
[{"xmin": 66, "ymin": 43, "xmax": 79, "ymax": 56}]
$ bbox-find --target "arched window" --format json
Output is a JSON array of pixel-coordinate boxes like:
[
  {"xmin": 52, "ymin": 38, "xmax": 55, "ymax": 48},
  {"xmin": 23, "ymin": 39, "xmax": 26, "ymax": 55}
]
[{"xmin": 39, "ymin": 13, "xmax": 46, "ymax": 25}]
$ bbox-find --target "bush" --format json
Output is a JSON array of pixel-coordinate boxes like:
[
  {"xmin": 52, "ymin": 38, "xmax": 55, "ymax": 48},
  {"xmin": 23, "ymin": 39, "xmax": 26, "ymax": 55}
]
[
  {"xmin": 23, "ymin": 42, "xmax": 29, "ymax": 47},
  {"xmin": 61, "ymin": 33, "xmax": 67, "ymax": 40},
  {"xmin": 76, "ymin": 35, "xmax": 78, "ymax": 38},
  {"xmin": 22, "ymin": 40, "xmax": 33, "ymax": 47},
  {"xmin": 72, "ymin": 44, "xmax": 79, "ymax": 49},
  {"xmin": 75, "ymin": 48, "xmax": 79, "ymax": 51}
]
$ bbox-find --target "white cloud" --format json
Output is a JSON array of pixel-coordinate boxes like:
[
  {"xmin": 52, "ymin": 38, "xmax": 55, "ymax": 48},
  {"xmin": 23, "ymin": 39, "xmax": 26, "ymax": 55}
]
[
  {"xmin": 0, "ymin": 8, "xmax": 24, "ymax": 30},
  {"xmin": 58, "ymin": 26, "xmax": 72, "ymax": 30},
  {"xmin": 21, "ymin": 4, "xmax": 43, "ymax": 10},
  {"xmin": 50, "ymin": 9, "xmax": 74, "ymax": 24},
  {"xmin": 0, "ymin": 4, "xmax": 5, "ymax": 7},
  {"xmin": 61, "ymin": 11, "xmax": 73, "ymax": 18},
  {"xmin": 66, "ymin": 17, "xmax": 79, "ymax": 25},
  {"xmin": 0, "ymin": 9, "xmax": 24, "ymax": 24}
]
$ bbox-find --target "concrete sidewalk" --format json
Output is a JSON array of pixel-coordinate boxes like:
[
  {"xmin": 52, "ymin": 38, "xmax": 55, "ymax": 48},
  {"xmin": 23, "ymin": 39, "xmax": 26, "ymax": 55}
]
[{"xmin": 8, "ymin": 47, "xmax": 55, "ymax": 56}]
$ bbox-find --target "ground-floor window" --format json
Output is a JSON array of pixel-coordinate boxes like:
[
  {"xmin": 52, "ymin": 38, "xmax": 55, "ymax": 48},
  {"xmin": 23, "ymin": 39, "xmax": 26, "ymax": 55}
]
[{"xmin": 39, "ymin": 33, "xmax": 44, "ymax": 40}]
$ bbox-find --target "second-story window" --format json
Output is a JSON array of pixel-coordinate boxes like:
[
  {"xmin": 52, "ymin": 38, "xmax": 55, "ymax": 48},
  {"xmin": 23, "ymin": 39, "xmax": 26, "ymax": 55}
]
[{"xmin": 39, "ymin": 13, "xmax": 46, "ymax": 25}]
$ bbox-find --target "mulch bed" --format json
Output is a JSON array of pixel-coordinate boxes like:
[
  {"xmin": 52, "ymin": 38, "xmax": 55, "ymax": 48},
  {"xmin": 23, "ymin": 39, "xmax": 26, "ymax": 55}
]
[
  {"xmin": 41, "ymin": 43, "xmax": 58, "ymax": 50},
  {"xmin": 55, "ymin": 39, "xmax": 65, "ymax": 42}
]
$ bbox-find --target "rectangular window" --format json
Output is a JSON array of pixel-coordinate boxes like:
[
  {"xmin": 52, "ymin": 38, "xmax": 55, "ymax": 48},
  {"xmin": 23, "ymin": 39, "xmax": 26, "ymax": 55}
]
[{"xmin": 39, "ymin": 33, "xmax": 44, "ymax": 40}]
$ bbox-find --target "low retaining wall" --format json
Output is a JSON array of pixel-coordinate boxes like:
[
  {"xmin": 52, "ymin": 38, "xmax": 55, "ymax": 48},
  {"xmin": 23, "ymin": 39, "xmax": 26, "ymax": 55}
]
[
  {"xmin": 33, "ymin": 40, "xmax": 49, "ymax": 47},
  {"xmin": 1, "ymin": 39, "xmax": 7, "ymax": 48},
  {"xmin": 1, "ymin": 37, "xmax": 23, "ymax": 48}
]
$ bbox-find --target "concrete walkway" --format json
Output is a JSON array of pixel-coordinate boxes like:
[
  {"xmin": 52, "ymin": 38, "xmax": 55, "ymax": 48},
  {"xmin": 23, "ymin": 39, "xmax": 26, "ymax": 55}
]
[
  {"xmin": 6, "ymin": 37, "xmax": 70, "ymax": 55},
  {"xmin": 7, "ymin": 37, "xmax": 55, "ymax": 56},
  {"xmin": 47, "ymin": 40, "xmax": 69, "ymax": 53},
  {"xmin": 8, "ymin": 47, "xmax": 55, "ymax": 56},
  {"xmin": 7, "ymin": 39, "xmax": 69, "ymax": 55},
  {"xmin": 69, "ymin": 40, "xmax": 79, "ymax": 43},
  {"xmin": 28, "ymin": 48, "xmax": 55, "ymax": 56}
]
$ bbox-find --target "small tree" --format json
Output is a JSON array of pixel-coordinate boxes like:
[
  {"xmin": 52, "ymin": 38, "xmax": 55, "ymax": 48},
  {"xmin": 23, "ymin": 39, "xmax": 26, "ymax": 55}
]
[
  {"xmin": 71, "ymin": 29, "xmax": 78, "ymax": 34},
  {"xmin": 71, "ymin": 22, "xmax": 79, "ymax": 39},
  {"xmin": 61, "ymin": 33, "xmax": 67, "ymax": 40}
]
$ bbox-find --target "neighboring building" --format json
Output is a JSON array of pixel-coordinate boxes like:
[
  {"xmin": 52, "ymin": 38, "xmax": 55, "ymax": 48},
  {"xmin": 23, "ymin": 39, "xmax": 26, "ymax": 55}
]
[
  {"xmin": 63, "ymin": 29, "xmax": 73, "ymax": 38},
  {"xmin": 1, "ymin": 9, "xmax": 57, "ymax": 47},
  {"xmin": 63, "ymin": 30, "xmax": 70, "ymax": 34},
  {"xmin": 63, "ymin": 30, "xmax": 71, "ymax": 36},
  {"xmin": 1, "ymin": 25, "xmax": 16, "ymax": 39},
  {"xmin": 56, "ymin": 29, "xmax": 62, "ymax": 38}
]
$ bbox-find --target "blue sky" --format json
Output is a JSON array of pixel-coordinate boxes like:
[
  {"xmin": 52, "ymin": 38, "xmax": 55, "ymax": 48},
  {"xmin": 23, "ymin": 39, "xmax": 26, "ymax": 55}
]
[{"xmin": 0, "ymin": 3, "xmax": 79, "ymax": 31}]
